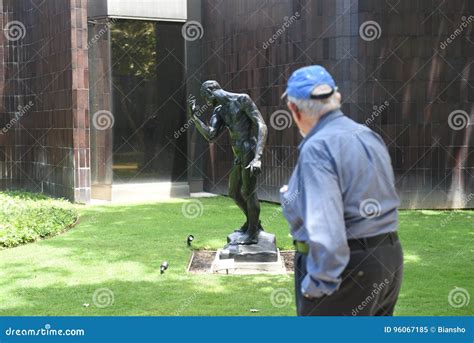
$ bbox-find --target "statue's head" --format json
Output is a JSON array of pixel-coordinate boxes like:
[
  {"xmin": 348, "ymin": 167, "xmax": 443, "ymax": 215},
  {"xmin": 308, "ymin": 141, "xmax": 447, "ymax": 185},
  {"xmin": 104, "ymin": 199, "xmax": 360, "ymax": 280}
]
[{"xmin": 200, "ymin": 80, "xmax": 221, "ymax": 106}]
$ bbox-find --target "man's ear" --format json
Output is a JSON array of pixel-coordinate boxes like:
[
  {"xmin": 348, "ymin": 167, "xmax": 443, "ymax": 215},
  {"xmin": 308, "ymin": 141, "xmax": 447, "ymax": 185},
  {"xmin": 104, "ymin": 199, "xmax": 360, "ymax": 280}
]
[{"xmin": 287, "ymin": 102, "xmax": 301, "ymax": 121}]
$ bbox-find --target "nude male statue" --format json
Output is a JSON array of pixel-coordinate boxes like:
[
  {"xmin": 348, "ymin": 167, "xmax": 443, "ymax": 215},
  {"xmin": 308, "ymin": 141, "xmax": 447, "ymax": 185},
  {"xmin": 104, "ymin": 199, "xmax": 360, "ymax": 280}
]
[{"xmin": 187, "ymin": 81, "xmax": 268, "ymax": 244}]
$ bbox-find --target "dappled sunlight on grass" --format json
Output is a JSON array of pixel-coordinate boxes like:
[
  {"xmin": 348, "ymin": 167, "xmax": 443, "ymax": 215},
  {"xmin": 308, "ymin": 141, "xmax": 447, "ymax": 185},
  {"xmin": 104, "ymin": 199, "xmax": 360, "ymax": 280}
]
[
  {"xmin": 419, "ymin": 210, "xmax": 446, "ymax": 216},
  {"xmin": 195, "ymin": 239, "xmax": 226, "ymax": 250},
  {"xmin": 1, "ymin": 196, "xmax": 472, "ymax": 316},
  {"xmin": 403, "ymin": 253, "xmax": 421, "ymax": 264}
]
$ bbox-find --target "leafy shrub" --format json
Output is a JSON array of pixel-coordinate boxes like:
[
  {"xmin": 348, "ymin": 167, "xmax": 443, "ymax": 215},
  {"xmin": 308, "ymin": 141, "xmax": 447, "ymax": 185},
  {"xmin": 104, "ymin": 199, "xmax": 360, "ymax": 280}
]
[{"xmin": 0, "ymin": 191, "xmax": 78, "ymax": 248}]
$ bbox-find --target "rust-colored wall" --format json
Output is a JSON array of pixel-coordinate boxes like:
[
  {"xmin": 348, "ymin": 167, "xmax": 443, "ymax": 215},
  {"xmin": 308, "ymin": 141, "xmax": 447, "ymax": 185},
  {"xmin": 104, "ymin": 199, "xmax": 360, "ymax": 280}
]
[
  {"xmin": 188, "ymin": 0, "xmax": 473, "ymax": 209},
  {"xmin": 0, "ymin": 0, "xmax": 90, "ymax": 202}
]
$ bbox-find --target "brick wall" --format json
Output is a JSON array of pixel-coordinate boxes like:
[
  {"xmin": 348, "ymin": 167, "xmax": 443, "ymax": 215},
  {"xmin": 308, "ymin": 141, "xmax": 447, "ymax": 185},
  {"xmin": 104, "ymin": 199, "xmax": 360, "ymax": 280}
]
[
  {"xmin": 188, "ymin": 0, "xmax": 473, "ymax": 209},
  {"xmin": 0, "ymin": 0, "xmax": 90, "ymax": 202}
]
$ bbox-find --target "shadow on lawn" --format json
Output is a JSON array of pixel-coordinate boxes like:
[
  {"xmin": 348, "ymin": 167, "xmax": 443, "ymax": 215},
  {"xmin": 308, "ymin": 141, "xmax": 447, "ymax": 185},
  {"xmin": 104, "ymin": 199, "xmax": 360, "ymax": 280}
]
[
  {"xmin": 1, "ymin": 201, "xmax": 296, "ymax": 316},
  {"xmin": 4, "ymin": 201, "xmax": 471, "ymax": 316},
  {"xmin": 0, "ymin": 276, "xmax": 295, "ymax": 316},
  {"xmin": 38, "ymin": 203, "xmax": 229, "ymax": 268},
  {"xmin": 36, "ymin": 198, "xmax": 298, "ymax": 270},
  {"xmin": 0, "ymin": 264, "xmax": 72, "ymax": 287}
]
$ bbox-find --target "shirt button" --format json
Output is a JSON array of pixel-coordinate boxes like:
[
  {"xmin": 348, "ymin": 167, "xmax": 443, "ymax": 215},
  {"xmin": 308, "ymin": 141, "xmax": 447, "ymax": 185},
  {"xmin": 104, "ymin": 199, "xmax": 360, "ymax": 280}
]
[{"xmin": 357, "ymin": 271, "xmax": 364, "ymax": 277}]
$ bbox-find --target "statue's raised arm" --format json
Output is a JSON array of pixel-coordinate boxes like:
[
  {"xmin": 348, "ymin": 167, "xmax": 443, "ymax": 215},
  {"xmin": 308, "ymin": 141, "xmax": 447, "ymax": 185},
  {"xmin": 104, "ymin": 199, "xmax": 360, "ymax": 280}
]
[{"xmin": 187, "ymin": 95, "xmax": 224, "ymax": 142}]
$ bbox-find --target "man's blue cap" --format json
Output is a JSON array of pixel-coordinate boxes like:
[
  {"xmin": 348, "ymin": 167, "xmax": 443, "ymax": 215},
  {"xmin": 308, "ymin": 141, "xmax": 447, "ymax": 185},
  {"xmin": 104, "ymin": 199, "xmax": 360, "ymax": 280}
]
[{"xmin": 282, "ymin": 65, "xmax": 337, "ymax": 100}]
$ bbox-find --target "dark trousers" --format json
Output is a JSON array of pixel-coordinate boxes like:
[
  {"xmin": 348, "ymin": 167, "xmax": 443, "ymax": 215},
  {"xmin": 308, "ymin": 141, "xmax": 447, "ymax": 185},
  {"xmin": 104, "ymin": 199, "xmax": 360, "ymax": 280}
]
[{"xmin": 295, "ymin": 236, "xmax": 403, "ymax": 316}]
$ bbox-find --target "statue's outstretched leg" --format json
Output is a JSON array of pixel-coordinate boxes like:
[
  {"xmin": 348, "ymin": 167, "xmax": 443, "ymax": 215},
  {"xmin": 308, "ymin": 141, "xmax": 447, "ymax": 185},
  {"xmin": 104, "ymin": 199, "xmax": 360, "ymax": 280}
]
[
  {"xmin": 233, "ymin": 156, "xmax": 260, "ymax": 245},
  {"xmin": 228, "ymin": 163, "xmax": 248, "ymax": 231}
]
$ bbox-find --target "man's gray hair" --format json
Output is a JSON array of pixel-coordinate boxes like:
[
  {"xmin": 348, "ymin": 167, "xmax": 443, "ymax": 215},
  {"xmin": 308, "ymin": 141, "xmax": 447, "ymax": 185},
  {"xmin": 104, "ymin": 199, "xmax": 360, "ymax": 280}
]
[{"xmin": 288, "ymin": 92, "xmax": 341, "ymax": 117}]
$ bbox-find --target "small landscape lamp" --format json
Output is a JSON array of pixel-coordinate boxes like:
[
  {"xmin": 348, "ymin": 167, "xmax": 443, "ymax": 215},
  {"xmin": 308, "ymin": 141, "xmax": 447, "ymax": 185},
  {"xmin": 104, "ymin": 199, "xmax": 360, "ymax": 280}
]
[
  {"xmin": 160, "ymin": 261, "xmax": 169, "ymax": 274},
  {"xmin": 187, "ymin": 235, "xmax": 194, "ymax": 247}
]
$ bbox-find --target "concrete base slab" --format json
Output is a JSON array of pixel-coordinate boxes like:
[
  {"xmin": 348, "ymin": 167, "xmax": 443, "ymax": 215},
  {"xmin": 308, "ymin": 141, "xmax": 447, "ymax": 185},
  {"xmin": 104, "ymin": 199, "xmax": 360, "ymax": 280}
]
[
  {"xmin": 190, "ymin": 192, "xmax": 219, "ymax": 198},
  {"xmin": 211, "ymin": 249, "xmax": 286, "ymax": 275},
  {"xmin": 91, "ymin": 182, "xmax": 190, "ymax": 203}
]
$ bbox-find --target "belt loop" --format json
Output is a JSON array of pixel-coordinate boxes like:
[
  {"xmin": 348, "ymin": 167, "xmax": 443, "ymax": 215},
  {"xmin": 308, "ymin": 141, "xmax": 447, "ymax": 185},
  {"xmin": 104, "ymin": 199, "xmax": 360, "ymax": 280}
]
[{"xmin": 360, "ymin": 238, "xmax": 368, "ymax": 251}]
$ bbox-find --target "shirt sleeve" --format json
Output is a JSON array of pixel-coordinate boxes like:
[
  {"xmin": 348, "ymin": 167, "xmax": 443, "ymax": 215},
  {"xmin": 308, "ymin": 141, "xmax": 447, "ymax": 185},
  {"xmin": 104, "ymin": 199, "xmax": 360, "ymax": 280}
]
[{"xmin": 298, "ymin": 146, "xmax": 350, "ymax": 298}]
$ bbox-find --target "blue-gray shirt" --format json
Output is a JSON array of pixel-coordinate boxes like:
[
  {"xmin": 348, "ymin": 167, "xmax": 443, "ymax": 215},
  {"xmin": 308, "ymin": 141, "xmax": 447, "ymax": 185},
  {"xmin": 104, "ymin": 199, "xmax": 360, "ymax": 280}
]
[{"xmin": 280, "ymin": 109, "xmax": 400, "ymax": 298}]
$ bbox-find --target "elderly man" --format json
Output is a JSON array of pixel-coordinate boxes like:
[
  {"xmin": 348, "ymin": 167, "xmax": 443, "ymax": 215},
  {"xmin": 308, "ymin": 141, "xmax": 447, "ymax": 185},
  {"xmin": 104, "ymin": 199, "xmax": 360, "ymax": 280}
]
[{"xmin": 280, "ymin": 65, "xmax": 403, "ymax": 316}]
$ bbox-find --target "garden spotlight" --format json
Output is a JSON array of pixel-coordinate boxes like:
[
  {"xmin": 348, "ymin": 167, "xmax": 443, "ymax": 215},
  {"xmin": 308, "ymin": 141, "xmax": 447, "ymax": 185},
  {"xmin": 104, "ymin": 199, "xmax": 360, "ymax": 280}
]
[
  {"xmin": 160, "ymin": 261, "xmax": 169, "ymax": 274},
  {"xmin": 187, "ymin": 235, "xmax": 194, "ymax": 247}
]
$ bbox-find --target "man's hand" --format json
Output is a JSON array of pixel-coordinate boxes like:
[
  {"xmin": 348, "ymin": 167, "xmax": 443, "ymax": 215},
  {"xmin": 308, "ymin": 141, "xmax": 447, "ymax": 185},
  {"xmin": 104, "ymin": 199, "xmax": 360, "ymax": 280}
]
[{"xmin": 245, "ymin": 159, "xmax": 262, "ymax": 176}]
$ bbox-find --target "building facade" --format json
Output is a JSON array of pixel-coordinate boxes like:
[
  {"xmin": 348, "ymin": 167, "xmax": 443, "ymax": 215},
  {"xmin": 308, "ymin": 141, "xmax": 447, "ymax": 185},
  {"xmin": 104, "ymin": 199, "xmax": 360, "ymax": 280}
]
[
  {"xmin": 187, "ymin": 0, "xmax": 474, "ymax": 209},
  {"xmin": 0, "ymin": 0, "xmax": 189, "ymax": 202},
  {"xmin": 0, "ymin": 0, "xmax": 473, "ymax": 208}
]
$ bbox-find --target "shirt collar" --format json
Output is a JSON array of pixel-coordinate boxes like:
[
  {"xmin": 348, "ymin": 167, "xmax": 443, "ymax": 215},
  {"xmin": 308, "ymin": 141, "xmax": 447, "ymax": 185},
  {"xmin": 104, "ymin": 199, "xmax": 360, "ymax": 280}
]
[{"xmin": 298, "ymin": 109, "xmax": 344, "ymax": 150}]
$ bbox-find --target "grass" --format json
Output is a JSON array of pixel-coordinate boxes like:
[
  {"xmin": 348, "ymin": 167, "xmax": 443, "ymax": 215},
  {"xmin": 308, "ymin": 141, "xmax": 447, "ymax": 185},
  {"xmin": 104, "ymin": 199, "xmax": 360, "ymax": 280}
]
[
  {"xmin": 0, "ymin": 191, "xmax": 78, "ymax": 248},
  {"xmin": 0, "ymin": 196, "xmax": 472, "ymax": 316}
]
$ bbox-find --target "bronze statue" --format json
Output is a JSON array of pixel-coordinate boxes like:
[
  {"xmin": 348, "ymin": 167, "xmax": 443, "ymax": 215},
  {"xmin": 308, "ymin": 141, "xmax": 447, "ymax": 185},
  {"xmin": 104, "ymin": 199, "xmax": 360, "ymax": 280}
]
[{"xmin": 187, "ymin": 81, "xmax": 268, "ymax": 244}]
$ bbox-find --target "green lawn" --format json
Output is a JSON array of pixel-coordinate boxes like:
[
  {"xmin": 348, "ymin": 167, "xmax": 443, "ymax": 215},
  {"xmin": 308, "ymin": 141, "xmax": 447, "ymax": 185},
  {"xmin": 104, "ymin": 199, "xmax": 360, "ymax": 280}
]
[{"xmin": 0, "ymin": 196, "xmax": 472, "ymax": 316}]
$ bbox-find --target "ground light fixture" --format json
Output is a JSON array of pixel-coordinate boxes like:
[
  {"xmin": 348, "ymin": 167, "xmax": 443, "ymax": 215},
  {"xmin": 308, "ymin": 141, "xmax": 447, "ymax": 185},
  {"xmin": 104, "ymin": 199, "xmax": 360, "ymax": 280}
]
[
  {"xmin": 187, "ymin": 235, "xmax": 194, "ymax": 246},
  {"xmin": 160, "ymin": 261, "xmax": 169, "ymax": 274}
]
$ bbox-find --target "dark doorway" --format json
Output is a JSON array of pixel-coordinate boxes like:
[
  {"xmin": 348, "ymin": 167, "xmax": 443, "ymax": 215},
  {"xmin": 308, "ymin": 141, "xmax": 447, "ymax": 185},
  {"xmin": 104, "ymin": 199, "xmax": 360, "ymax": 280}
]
[{"xmin": 110, "ymin": 20, "xmax": 187, "ymax": 183}]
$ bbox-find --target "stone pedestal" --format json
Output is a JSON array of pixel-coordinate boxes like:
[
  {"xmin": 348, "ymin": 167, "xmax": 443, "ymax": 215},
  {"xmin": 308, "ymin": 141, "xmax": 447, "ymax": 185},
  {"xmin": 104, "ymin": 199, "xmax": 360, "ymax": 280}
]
[
  {"xmin": 220, "ymin": 231, "xmax": 278, "ymax": 262},
  {"xmin": 210, "ymin": 230, "xmax": 286, "ymax": 275}
]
